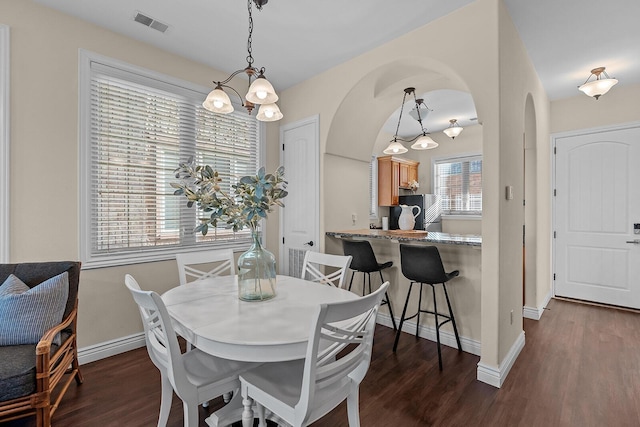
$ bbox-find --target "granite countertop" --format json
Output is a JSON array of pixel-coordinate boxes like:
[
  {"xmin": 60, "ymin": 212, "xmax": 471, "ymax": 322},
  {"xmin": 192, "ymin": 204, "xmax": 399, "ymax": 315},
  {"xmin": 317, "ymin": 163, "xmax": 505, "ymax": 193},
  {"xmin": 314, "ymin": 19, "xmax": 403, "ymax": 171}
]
[{"xmin": 326, "ymin": 229, "xmax": 482, "ymax": 247}]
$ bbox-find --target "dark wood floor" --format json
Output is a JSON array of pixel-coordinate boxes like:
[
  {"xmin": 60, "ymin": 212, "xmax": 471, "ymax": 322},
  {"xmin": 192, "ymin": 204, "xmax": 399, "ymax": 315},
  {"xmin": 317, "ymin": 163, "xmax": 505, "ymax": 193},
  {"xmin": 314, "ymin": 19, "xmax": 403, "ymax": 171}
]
[{"xmin": 4, "ymin": 298, "xmax": 640, "ymax": 427}]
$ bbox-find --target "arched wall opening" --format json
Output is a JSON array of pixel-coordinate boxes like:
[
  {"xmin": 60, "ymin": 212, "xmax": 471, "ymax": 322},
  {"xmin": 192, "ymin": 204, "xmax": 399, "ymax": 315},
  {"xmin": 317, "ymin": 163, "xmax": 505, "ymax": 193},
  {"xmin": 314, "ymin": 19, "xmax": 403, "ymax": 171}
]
[{"xmin": 321, "ymin": 55, "xmax": 485, "ymax": 350}]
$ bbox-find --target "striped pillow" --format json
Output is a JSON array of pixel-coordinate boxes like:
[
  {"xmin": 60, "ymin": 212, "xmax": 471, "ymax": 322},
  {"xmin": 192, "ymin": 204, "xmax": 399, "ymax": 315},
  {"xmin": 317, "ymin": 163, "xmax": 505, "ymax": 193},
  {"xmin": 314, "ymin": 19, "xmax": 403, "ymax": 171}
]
[{"xmin": 0, "ymin": 272, "xmax": 69, "ymax": 345}]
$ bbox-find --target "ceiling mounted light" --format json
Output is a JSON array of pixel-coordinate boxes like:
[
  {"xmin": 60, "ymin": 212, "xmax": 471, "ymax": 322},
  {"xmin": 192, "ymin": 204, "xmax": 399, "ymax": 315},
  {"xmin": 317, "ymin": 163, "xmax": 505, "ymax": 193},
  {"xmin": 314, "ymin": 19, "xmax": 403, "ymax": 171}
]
[
  {"xmin": 578, "ymin": 67, "xmax": 618, "ymax": 100},
  {"xmin": 202, "ymin": 0, "xmax": 282, "ymax": 121},
  {"xmin": 443, "ymin": 119, "xmax": 463, "ymax": 139},
  {"xmin": 383, "ymin": 87, "xmax": 438, "ymax": 155},
  {"xmin": 408, "ymin": 98, "xmax": 432, "ymax": 122}
]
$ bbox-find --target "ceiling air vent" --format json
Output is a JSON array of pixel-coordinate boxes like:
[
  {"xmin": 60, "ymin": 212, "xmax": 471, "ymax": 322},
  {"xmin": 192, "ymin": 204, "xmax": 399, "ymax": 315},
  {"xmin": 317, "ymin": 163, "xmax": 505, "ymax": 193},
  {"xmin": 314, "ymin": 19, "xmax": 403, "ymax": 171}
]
[{"xmin": 133, "ymin": 12, "xmax": 169, "ymax": 34}]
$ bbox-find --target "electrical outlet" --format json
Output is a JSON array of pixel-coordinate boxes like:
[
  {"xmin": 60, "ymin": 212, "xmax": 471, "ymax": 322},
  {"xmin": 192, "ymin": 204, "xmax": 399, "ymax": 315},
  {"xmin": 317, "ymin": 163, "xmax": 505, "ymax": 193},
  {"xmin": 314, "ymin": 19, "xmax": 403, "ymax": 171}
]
[{"xmin": 351, "ymin": 213, "xmax": 357, "ymax": 225}]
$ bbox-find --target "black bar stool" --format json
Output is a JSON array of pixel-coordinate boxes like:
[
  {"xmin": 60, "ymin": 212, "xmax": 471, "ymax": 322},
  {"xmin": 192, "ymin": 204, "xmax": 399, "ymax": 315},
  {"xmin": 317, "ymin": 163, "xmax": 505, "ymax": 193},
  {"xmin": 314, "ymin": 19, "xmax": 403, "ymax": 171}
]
[
  {"xmin": 342, "ymin": 240, "xmax": 397, "ymax": 332},
  {"xmin": 393, "ymin": 244, "xmax": 461, "ymax": 370}
]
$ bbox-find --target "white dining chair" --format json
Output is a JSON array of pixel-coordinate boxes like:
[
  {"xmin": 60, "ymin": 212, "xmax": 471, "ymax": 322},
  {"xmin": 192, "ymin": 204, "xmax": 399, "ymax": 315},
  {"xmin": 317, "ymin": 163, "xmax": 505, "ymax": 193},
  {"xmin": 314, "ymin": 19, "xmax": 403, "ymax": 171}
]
[
  {"xmin": 176, "ymin": 249, "xmax": 236, "ymax": 356},
  {"xmin": 175, "ymin": 248, "xmax": 236, "ymax": 286},
  {"xmin": 124, "ymin": 274, "xmax": 257, "ymax": 427},
  {"xmin": 300, "ymin": 251, "xmax": 353, "ymax": 288},
  {"xmin": 239, "ymin": 282, "xmax": 389, "ymax": 427}
]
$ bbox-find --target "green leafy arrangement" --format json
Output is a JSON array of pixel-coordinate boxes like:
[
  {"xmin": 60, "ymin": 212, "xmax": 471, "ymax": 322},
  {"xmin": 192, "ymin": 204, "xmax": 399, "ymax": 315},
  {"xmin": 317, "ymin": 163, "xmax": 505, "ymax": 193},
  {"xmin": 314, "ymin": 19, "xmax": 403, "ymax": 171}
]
[{"xmin": 172, "ymin": 158, "xmax": 288, "ymax": 235}]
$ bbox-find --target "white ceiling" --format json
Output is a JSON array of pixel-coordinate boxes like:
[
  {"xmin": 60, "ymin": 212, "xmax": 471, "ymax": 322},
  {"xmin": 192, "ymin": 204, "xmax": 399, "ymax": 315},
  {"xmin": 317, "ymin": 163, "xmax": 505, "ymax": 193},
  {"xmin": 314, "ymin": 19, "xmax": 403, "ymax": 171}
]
[{"xmin": 33, "ymin": 0, "xmax": 640, "ymax": 134}]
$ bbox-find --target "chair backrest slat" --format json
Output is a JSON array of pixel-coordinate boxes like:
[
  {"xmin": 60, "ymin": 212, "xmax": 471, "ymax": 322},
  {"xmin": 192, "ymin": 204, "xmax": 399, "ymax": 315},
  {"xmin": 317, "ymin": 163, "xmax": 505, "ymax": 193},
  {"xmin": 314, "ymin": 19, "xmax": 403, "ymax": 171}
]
[
  {"xmin": 295, "ymin": 282, "xmax": 388, "ymax": 423},
  {"xmin": 124, "ymin": 275, "xmax": 188, "ymax": 392},
  {"xmin": 176, "ymin": 249, "xmax": 236, "ymax": 286},
  {"xmin": 301, "ymin": 251, "xmax": 352, "ymax": 288}
]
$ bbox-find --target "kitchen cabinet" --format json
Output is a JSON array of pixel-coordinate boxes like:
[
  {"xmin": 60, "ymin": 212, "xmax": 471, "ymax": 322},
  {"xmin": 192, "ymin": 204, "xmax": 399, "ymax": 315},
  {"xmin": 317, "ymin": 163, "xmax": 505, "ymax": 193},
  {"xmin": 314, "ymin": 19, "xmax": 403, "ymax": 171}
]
[{"xmin": 377, "ymin": 156, "xmax": 419, "ymax": 206}]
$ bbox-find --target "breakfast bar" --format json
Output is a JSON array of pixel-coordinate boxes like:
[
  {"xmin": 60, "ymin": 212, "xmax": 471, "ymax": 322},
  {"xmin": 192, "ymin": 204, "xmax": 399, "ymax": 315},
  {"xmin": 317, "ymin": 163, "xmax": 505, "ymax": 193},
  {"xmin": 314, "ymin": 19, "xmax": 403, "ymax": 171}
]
[{"xmin": 326, "ymin": 229, "xmax": 482, "ymax": 355}]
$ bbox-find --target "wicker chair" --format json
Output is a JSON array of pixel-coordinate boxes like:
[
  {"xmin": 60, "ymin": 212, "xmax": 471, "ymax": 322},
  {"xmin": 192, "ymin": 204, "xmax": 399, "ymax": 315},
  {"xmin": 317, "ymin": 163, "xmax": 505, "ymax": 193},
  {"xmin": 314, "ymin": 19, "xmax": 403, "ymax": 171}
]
[{"xmin": 0, "ymin": 261, "xmax": 83, "ymax": 427}]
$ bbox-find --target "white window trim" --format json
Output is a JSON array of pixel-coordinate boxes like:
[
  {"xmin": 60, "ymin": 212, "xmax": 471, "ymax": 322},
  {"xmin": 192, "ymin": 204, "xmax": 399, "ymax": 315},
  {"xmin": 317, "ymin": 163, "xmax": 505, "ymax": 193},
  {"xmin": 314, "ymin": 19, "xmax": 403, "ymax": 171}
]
[
  {"xmin": 78, "ymin": 50, "xmax": 264, "ymax": 269},
  {"xmin": 370, "ymin": 155, "xmax": 378, "ymax": 220},
  {"xmin": 431, "ymin": 151, "xmax": 483, "ymax": 218},
  {"xmin": 0, "ymin": 25, "xmax": 9, "ymax": 263}
]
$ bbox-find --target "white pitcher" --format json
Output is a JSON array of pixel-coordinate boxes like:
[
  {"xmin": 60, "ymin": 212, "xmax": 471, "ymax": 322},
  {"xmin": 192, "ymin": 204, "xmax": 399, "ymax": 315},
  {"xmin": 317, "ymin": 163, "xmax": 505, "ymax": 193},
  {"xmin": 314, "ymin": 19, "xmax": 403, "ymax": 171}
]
[{"xmin": 398, "ymin": 204, "xmax": 421, "ymax": 231}]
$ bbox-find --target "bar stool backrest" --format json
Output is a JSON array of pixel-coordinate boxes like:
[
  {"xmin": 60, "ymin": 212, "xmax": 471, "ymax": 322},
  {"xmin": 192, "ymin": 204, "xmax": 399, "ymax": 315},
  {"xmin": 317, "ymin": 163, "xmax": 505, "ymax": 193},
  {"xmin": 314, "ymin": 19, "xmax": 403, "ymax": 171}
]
[
  {"xmin": 342, "ymin": 240, "xmax": 379, "ymax": 273},
  {"xmin": 399, "ymin": 245, "xmax": 449, "ymax": 284}
]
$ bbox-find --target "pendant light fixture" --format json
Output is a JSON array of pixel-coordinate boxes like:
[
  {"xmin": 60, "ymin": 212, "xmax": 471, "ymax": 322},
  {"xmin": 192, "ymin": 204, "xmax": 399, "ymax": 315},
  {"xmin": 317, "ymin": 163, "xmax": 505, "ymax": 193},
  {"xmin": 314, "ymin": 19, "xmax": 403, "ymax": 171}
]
[
  {"xmin": 443, "ymin": 119, "xmax": 463, "ymax": 139},
  {"xmin": 383, "ymin": 88, "xmax": 438, "ymax": 155},
  {"xmin": 202, "ymin": 0, "xmax": 283, "ymax": 122},
  {"xmin": 578, "ymin": 67, "xmax": 618, "ymax": 100}
]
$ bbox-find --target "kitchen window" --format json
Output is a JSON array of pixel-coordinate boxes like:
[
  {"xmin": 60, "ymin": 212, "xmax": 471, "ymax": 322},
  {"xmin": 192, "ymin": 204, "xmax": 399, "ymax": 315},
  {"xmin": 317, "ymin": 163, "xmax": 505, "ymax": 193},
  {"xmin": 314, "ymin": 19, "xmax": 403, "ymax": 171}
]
[
  {"xmin": 433, "ymin": 154, "xmax": 482, "ymax": 216},
  {"xmin": 79, "ymin": 51, "xmax": 261, "ymax": 268}
]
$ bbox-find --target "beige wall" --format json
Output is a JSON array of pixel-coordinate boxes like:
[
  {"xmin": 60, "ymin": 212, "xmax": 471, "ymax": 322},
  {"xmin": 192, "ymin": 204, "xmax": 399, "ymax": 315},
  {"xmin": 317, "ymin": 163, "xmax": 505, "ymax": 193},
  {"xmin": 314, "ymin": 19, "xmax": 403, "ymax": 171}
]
[
  {"xmin": 278, "ymin": 0, "xmax": 516, "ymax": 369},
  {"xmin": 496, "ymin": 0, "xmax": 551, "ymax": 361},
  {"xmin": 551, "ymin": 83, "xmax": 640, "ymax": 133},
  {"xmin": 1, "ymin": 1, "xmax": 280, "ymax": 347}
]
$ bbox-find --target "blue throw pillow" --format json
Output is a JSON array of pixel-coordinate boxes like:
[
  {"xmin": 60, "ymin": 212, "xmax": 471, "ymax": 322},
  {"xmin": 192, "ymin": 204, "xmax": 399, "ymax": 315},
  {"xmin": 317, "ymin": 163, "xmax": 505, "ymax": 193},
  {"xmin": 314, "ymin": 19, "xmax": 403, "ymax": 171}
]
[{"xmin": 0, "ymin": 272, "xmax": 69, "ymax": 346}]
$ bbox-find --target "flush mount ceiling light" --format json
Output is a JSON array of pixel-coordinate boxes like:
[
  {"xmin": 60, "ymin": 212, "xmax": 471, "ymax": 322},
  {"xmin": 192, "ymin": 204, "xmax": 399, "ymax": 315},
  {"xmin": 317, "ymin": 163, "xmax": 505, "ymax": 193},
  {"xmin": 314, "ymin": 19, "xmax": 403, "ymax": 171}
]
[
  {"xmin": 383, "ymin": 87, "xmax": 438, "ymax": 155},
  {"xmin": 408, "ymin": 98, "xmax": 432, "ymax": 122},
  {"xmin": 578, "ymin": 67, "xmax": 618, "ymax": 100},
  {"xmin": 443, "ymin": 119, "xmax": 463, "ymax": 139},
  {"xmin": 202, "ymin": 0, "xmax": 283, "ymax": 122}
]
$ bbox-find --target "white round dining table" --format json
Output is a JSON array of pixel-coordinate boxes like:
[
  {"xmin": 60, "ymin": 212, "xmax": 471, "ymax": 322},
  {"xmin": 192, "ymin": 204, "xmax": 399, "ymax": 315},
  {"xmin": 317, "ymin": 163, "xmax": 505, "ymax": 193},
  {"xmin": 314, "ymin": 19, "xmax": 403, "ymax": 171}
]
[{"xmin": 161, "ymin": 274, "xmax": 358, "ymax": 363}]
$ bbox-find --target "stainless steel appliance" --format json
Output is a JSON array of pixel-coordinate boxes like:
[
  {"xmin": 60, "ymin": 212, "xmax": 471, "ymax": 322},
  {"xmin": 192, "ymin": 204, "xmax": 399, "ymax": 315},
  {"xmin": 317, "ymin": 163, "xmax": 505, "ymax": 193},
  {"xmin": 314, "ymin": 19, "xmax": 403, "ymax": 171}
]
[{"xmin": 389, "ymin": 194, "xmax": 442, "ymax": 231}]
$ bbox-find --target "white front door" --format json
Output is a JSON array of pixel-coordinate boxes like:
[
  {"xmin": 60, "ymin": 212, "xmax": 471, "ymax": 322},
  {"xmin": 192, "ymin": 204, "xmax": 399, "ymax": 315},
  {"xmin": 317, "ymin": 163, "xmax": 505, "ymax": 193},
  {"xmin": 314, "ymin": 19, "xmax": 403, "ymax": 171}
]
[
  {"xmin": 554, "ymin": 124, "xmax": 640, "ymax": 308},
  {"xmin": 280, "ymin": 116, "xmax": 319, "ymax": 277}
]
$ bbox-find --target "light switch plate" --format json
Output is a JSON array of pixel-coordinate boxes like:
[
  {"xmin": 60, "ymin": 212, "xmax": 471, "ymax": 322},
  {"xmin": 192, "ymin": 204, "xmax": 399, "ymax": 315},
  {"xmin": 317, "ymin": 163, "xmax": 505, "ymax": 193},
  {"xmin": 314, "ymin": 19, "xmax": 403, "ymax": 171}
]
[{"xmin": 505, "ymin": 185, "xmax": 514, "ymax": 200}]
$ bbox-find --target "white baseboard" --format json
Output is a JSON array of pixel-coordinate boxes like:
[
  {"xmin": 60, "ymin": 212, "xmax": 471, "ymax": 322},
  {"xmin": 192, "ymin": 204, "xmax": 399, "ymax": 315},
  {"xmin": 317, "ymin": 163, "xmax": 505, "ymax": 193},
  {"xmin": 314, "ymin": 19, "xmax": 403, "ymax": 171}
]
[
  {"xmin": 477, "ymin": 330, "xmax": 525, "ymax": 388},
  {"xmin": 376, "ymin": 312, "xmax": 481, "ymax": 356},
  {"xmin": 78, "ymin": 332, "xmax": 146, "ymax": 365},
  {"xmin": 80, "ymin": 314, "xmax": 482, "ymax": 366},
  {"xmin": 523, "ymin": 289, "xmax": 553, "ymax": 320}
]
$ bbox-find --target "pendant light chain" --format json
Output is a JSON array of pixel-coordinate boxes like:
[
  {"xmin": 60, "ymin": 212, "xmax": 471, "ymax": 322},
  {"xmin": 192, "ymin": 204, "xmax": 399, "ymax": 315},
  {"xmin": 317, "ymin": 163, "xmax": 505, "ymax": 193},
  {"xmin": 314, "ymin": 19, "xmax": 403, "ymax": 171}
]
[
  {"xmin": 393, "ymin": 90, "xmax": 410, "ymax": 141},
  {"xmin": 246, "ymin": 0, "xmax": 254, "ymax": 68}
]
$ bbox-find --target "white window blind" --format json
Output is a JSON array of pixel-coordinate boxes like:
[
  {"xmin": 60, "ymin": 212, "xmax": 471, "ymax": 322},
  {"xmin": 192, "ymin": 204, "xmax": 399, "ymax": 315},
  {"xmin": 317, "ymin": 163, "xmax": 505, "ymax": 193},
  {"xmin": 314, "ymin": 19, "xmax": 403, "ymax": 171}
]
[
  {"xmin": 81, "ymin": 54, "xmax": 259, "ymax": 267},
  {"xmin": 433, "ymin": 155, "xmax": 482, "ymax": 215}
]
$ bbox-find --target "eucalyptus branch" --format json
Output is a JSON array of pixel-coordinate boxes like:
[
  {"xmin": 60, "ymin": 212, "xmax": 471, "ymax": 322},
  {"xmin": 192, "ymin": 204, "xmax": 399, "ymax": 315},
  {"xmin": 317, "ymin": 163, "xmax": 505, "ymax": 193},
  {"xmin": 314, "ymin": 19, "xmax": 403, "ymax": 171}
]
[{"xmin": 172, "ymin": 158, "xmax": 288, "ymax": 235}]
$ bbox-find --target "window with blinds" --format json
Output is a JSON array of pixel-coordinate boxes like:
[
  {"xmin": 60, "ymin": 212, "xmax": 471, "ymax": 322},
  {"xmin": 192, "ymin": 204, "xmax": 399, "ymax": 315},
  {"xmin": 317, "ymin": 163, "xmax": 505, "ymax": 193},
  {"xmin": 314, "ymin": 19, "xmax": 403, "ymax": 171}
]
[
  {"xmin": 433, "ymin": 155, "xmax": 482, "ymax": 215},
  {"xmin": 80, "ymin": 52, "xmax": 260, "ymax": 267}
]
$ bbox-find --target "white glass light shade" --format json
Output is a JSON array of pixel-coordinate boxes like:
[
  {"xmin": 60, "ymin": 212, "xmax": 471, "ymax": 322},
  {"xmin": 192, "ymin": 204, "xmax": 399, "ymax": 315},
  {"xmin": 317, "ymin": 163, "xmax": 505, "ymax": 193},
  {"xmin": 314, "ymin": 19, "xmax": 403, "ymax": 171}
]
[
  {"xmin": 383, "ymin": 141, "xmax": 408, "ymax": 155},
  {"xmin": 578, "ymin": 78, "xmax": 618, "ymax": 99},
  {"xmin": 409, "ymin": 106, "xmax": 431, "ymax": 122},
  {"xmin": 256, "ymin": 103, "xmax": 283, "ymax": 122},
  {"xmin": 411, "ymin": 135, "xmax": 438, "ymax": 150},
  {"xmin": 443, "ymin": 126, "xmax": 463, "ymax": 139},
  {"xmin": 203, "ymin": 87, "xmax": 234, "ymax": 114},
  {"xmin": 246, "ymin": 76, "xmax": 279, "ymax": 104}
]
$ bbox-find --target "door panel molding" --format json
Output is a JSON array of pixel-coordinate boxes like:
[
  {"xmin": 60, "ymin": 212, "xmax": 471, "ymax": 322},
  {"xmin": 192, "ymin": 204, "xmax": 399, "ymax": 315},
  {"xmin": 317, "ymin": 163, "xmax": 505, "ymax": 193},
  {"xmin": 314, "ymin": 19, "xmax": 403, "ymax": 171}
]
[
  {"xmin": 279, "ymin": 115, "xmax": 320, "ymax": 275},
  {"xmin": 552, "ymin": 122, "xmax": 640, "ymax": 308}
]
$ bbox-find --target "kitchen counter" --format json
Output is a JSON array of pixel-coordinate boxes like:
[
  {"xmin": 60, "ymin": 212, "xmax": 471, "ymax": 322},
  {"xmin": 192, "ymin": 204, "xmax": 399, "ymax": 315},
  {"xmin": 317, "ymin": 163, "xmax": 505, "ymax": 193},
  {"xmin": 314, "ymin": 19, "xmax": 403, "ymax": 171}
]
[{"xmin": 325, "ymin": 229, "xmax": 482, "ymax": 247}]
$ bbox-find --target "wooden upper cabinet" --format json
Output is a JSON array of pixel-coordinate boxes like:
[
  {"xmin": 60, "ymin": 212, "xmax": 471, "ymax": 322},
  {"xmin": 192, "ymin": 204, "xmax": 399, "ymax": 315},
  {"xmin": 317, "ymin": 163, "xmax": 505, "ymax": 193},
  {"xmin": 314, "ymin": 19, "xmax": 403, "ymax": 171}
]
[{"xmin": 377, "ymin": 156, "xmax": 419, "ymax": 206}]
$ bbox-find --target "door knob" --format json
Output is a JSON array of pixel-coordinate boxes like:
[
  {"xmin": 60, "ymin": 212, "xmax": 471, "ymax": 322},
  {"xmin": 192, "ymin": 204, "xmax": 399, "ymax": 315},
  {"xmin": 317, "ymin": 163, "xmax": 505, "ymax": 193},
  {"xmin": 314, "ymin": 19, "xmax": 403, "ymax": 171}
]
[{"xmin": 304, "ymin": 241, "xmax": 314, "ymax": 247}]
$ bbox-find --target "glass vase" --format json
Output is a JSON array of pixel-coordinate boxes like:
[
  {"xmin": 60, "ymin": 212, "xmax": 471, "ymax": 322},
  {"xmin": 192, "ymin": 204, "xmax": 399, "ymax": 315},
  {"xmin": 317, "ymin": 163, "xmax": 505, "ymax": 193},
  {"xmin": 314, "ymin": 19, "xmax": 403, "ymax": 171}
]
[{"xmin": 237, "ymin": 229, "xmax": 277, "ymax": 301}]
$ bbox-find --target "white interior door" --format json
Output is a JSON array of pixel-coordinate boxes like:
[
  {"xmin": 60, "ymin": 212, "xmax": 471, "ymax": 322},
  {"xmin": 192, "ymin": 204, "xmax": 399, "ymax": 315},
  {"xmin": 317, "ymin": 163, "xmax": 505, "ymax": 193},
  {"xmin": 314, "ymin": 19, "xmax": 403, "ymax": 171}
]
[
  {"xmin": 280, "ymin": 116, "xmax": 319, "ymax": 277},
  {"xmin": 554, "ymin": 124, "xmax": 640, "ymax": 308}
]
